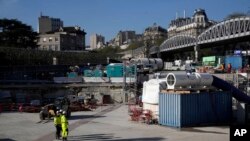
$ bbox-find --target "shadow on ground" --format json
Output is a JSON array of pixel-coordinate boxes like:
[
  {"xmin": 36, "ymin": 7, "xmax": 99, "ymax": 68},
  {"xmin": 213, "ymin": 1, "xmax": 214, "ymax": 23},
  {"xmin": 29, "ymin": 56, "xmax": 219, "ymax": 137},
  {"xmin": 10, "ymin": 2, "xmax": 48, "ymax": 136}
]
[
  {"xmin": 180, "ymin": 127, "xmax": 228, "ymax": 134},
  {"xmin": 0, "ymin": 139, "xmax": 16, "ymax": 141},
  {"xmin": 69, "ymin": 115, "xmax": 105, "ymax": 120},
  {"xmin": 67, "ymin": 134, "xmax": 165, "ymax": 141}
]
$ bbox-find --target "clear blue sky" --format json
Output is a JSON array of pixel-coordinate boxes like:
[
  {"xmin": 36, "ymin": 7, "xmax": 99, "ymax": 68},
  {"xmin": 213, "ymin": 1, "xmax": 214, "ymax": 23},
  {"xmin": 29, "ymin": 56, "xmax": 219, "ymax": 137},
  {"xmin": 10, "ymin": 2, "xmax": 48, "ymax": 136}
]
[{"xmin": 0, "ymin": 0, "xmax": 249, "ymax": 45}]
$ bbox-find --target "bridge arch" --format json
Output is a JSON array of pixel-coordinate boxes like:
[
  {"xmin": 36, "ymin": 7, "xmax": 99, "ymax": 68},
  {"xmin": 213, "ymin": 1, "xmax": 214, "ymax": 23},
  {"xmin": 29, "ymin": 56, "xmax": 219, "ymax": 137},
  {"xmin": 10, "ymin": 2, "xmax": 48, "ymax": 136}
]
[
  {"xmin": 159, "ymin": 34, "xmax": 197, "ymax": 52},
  {"xmin": 198, "ymin": 16, "xmax": 250, "ymax": 44}
]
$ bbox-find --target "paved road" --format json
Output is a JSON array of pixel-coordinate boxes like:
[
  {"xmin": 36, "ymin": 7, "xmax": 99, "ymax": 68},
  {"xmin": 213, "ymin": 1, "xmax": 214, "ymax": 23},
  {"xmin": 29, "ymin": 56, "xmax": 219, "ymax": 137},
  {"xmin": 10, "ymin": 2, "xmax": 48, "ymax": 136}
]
[{"xmin": 0, "ymin": 104, "xmax": 229, "ymax": 141}]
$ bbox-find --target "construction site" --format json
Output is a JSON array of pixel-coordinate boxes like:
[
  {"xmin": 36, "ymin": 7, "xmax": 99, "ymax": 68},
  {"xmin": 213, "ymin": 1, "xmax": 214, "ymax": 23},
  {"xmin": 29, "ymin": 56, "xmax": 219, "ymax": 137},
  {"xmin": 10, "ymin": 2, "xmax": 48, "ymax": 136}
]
[{"xmin": 0, "ymin": 57, "xmax": 250, "ymax": 141}]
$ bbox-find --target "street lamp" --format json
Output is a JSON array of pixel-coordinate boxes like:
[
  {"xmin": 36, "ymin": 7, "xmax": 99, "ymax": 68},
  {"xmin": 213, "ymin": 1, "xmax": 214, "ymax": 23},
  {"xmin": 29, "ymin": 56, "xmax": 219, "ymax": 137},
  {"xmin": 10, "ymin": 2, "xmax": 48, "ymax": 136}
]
[{"xmin": 107, "ymin": 57, "xmax": 110, "ymax": 64}]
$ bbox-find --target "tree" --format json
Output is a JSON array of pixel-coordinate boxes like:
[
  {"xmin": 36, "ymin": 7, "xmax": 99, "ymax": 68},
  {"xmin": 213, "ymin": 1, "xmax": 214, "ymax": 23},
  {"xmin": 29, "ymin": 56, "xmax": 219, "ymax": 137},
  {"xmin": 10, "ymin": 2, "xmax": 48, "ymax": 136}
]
[
  {"xmin": 95, "ymin": 46, "xmax": 122, "ymax": 56},
  {"xmin": 0, "ymin": 19, "xmax": 38, "ymax": 48},
  {"xmin": 154, "ymin": 37, "xmax": 166, "ymax": 46},
  {"xmin": 125, "ymin": 41, "xmax": 144, "ymax": 51}
]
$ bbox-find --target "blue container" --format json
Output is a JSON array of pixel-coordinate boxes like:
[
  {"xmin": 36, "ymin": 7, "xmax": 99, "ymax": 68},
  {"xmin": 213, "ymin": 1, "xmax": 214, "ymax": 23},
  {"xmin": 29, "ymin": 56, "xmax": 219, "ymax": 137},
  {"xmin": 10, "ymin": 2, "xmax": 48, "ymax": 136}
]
[
  {"xmin": 67, "ymin": 72, "xmax": 77, "ymax": 78},
  {"xmin": 106, "ymin": 63, "xmax": 123, "ymax": 77},
  {"xmin": 93, "ymin": 69, "xmax": 103, "ymax": 77},
  {"xmin": 159, "ymin": 91, "xmax": 232, "ymax": 127},
  {"xmin": 225, "ymin": 56, "xmax": 242, "ymax": 70},
  {"xmin": 84, "ymin": 70, "xmax": 93, "ymax": 77}
]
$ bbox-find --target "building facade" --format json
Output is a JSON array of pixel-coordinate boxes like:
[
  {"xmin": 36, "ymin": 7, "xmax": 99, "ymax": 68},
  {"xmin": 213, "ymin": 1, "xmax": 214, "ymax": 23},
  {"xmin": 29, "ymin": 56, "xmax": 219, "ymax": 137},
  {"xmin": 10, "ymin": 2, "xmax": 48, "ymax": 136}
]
[
  {"xmin": 114, "ymin": 30, "xmax": 136, "ymax": 46},
  {"xmin": 167, "ymin": 9, "xmax": 215, "ymax": 38},
  {"xmin": 143, "ymin": 23, "xmax": 168, "ymax": 44},
  {"xmin": 38, "ymin": 15, "xmax": 63, "ymax": 34},
  {"xmin": 37, "ymin": 26, "xmax": 86, "ymax": 51},
  {"xmin": 90, "ymin": 34, "xmax": 105, "ymax": 49}
]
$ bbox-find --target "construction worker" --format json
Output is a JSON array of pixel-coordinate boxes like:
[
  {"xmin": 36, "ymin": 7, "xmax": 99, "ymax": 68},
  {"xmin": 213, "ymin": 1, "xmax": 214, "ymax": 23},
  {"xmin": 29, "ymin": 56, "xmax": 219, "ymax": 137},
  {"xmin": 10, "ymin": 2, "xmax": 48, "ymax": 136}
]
[
  {"xmin": 61, "ymin": 111, "xmax": 68, "ymax": 141},
  {"xmin": 54, "ymin": 111, "xmax": 61, "ymax": 139}
]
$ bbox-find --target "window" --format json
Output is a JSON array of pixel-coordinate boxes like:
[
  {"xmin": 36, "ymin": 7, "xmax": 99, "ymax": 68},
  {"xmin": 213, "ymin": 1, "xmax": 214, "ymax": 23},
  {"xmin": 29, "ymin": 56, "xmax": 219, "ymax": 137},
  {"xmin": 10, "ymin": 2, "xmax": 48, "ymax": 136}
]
[
  {"xmin": 201, "ymin": 17, "xmax": 204, "ymax": 22},
  {"xmin": 43, "ymin": 38, "xmax": 46, "ymax": 42},
  {"xmin": 43, "ymin": 45, "xmax": 46, "ymax": 50},
  {"xmin": 55, "ymin": 45, "xmax": 59, "ymax": 51},
  {"xmin": 49, "ymin": 37, "xmax": 53, "ymax": 42},
  {"xmin": 55, "ymin": 37, "xmax": 59, "ymax": 42},
  {"xmin": 49, "ymin": 45, "xmax": 52, "ymax": 50}
]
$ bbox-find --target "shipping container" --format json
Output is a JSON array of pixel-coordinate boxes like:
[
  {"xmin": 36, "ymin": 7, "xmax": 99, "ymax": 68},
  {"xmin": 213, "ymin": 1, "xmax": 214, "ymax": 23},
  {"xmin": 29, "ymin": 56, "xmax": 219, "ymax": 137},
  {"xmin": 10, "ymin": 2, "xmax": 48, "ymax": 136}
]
[
  {"xmin": 67, "ymin": 72, "xmax": 78, "ymax": 78},
  {"xmin": 106, "ymin": 63, "xmax": 123, "ymax": 77},
  {"xmin": 93, "ymin": 69, "xmax": 103, "ymax": 77},
  {"xmin": 225, "ymin": 55, "xmax": 242, "ymax": 70},
  {"xmin": 84, "ymin": 70, "xmax": 93, "ymax": 77},
  {"xmin": 202, "ymin": 56, "xmax": 224, "ymax": 66},
  {"xmin": 159, "ymin": 91, "xmax": 232, "ymax": 127}
]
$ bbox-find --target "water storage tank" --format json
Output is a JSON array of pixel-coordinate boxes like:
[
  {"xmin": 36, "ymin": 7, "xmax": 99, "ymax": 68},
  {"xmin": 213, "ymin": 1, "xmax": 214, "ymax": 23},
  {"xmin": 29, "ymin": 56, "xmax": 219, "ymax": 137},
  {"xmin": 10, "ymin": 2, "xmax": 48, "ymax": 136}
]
[
  {"xmin": 133, "ymin": 58, "xmax": 163, "ymax": 71},
  {"xmin": 194, "ymin": 73, "xmax": 213, "ymax": 87},
  {"xmin": 142, "ymin": 79, "xmax": 166, "ymax": 104},
  {"xmin": 166, "ymin": 73, "xmax": 213, "ymax": 89},
  {"xmin": 166, "ymin": 73, "xmax": 196, "ymax": 89},
  {"xmin": 155, "ymin": 58, "xmax": 163, "ymax": 70},
  {"xmin": 149, "ymin": 58, "xmax": 156, "ymax": 65},
  {"xmin": 137, "ymin": 58, "xmax": 150, "ymax": 66}
]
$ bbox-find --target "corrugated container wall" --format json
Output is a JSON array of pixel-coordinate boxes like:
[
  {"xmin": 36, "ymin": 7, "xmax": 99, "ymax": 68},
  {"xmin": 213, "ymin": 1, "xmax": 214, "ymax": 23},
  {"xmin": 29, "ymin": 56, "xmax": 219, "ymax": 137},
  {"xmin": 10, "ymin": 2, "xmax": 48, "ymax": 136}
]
[{"xmin": 159, "ymin": 91, "xmax": 232, "ymax": 127}]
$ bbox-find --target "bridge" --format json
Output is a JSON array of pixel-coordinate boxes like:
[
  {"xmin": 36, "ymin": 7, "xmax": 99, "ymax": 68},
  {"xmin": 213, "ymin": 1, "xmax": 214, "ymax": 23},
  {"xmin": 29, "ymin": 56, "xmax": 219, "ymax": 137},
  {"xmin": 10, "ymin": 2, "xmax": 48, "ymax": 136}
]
[{"xmin": 124, "ymin": 16, "xmax": 250, "ymax": 60}]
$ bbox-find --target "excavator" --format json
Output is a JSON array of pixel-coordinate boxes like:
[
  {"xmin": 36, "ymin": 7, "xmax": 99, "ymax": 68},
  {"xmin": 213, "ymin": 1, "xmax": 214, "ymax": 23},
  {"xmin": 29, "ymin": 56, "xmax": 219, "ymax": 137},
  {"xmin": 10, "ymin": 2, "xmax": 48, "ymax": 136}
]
[{"xmin": 39, "ymin": 96, "xmax": 71, "ymax": 120}]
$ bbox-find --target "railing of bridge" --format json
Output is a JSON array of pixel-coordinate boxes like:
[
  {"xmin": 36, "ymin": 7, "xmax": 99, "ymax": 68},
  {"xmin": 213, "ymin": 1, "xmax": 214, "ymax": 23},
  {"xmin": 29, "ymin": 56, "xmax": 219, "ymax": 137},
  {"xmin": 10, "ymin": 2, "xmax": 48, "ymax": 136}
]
[
  {"xmin": 159, "ymin": 34, "xmax": 197, "ymax": 52},
  {"xmin": 198, "ymin": 16, "xmax": 250, "ymax": 44}
]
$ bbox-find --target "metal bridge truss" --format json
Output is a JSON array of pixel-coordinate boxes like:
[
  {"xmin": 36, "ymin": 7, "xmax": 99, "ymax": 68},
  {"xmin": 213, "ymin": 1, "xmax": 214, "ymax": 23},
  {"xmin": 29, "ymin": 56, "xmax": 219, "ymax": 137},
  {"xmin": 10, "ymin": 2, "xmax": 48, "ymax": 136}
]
[
  {"xmin": 198, "ymin": 16, "xmax": 250, "ymax": 44},
  {"xmin": 149, "ymin": 46, "xmax": 159, "ymax": 55},
  {"xmin": 159, "ymin": 34, "xmax": 197, "ymax": 52},
  {"xmin": 122, "ymin": 17, "xmax": 250, "ymax": 57},
  {"xmin": 152, "ymin": 16, "xmax": 250, "ymax": 54}
]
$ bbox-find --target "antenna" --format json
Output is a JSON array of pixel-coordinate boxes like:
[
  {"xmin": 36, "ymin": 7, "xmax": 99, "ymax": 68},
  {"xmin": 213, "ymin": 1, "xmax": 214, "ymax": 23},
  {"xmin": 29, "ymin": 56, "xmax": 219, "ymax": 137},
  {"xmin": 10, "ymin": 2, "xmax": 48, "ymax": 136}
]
[
  {"xmin": 176, "ymin": 12, "xmax": 178, "ymax": 19},
  {"xmin": 184, "ymin": 10, "xmax": 186, "ymax": 18}
]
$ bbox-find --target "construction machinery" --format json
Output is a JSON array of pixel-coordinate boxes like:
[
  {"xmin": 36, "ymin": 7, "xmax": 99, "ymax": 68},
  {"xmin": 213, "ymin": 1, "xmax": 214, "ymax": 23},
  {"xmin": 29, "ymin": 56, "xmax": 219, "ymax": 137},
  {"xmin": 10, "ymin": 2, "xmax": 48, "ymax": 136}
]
[{"xmin": 39, "ymin": 97, "xmax": 71, "ymax": 120}]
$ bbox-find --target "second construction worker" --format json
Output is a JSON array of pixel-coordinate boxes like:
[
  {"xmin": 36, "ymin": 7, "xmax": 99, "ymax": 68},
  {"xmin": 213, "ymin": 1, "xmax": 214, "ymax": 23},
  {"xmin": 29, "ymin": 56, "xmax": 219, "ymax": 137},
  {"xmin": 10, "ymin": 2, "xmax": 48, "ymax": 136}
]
[
  {"xmin": 61, "ymin": 111, "xmax": 68, "ymax": 141},
  {"xmin": 54, "ymin": 111, "xmax": 61, "ymax": 139}
]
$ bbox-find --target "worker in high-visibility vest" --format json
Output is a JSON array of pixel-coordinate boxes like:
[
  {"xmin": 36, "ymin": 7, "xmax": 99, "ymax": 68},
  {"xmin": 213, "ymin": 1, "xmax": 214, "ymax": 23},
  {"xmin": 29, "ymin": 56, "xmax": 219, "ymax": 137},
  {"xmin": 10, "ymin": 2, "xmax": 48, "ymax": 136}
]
[
  {"xmin": 61, "ymin": 111, "xmax": 68, "ymax": 141},
  {"xmin": 54, "ymin": 111, "xmax": 61, "ymax": 139}
]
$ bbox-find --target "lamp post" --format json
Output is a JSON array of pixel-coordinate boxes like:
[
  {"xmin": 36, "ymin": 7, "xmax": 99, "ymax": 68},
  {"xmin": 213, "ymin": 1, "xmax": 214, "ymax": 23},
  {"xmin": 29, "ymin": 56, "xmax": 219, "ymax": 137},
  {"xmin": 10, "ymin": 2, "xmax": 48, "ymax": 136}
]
[
  {"xmin": 107, "ymin": 57, "xmax": 110, "ymax": 64},
  {"xmin": 123, "ymin": 59, "xmax": 128, "ymax": 103}
]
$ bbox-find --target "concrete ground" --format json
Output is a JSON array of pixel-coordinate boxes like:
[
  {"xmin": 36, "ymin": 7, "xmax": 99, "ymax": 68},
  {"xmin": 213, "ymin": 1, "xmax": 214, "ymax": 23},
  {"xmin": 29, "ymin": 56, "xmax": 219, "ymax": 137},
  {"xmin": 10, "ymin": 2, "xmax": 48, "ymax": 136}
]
[{"xmin": 0, "ymin": 104, "xmax": 229, "ymax": 141}]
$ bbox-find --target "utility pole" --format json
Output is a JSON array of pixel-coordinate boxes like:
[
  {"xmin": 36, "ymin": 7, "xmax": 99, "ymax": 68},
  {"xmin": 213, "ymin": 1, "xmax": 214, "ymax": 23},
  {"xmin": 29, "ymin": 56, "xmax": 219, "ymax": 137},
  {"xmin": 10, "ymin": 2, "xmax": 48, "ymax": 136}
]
[
  {"xmin": 123, "ymin": 59, "xmax": 127, "ymax": 103},
  {"xmin": 194, "ymin": 44, "xmax": 199, "ymax": 63}
]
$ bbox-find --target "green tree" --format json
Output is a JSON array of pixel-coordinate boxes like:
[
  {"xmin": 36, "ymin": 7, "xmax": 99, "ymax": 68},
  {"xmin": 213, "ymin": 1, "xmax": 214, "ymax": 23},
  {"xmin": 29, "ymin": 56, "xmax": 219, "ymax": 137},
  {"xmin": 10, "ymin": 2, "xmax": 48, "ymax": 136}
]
[
  {"xmin": 125, "ymin": 41, "xmax": 144, "ymax": 51},
  {"xmin": 154, "ymin": 37, "xmax": 166, "ymax": 46},
  {"xmin": 96, "ymin": 46, "xmax": 122, "ymax": 56},
  {"xmin": 0, "ymin": 19, "xmax": 38, "ymax": 48}
]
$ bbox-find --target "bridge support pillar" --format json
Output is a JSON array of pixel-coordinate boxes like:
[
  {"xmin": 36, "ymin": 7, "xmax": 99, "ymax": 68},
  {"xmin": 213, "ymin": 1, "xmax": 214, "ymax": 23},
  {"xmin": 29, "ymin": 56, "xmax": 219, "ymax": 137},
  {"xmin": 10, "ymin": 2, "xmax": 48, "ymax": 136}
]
[{"xmin": 194, "ymin": 45, "xmax": 200, "ymax": 62}]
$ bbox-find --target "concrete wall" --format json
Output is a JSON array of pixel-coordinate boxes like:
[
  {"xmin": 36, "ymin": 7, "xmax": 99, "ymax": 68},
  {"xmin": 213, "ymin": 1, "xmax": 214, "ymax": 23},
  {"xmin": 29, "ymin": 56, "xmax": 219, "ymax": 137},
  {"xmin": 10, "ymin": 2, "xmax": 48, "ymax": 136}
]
[{"xmin": 77, "ymin": 86, "xmax": 124, "ymax": 104}]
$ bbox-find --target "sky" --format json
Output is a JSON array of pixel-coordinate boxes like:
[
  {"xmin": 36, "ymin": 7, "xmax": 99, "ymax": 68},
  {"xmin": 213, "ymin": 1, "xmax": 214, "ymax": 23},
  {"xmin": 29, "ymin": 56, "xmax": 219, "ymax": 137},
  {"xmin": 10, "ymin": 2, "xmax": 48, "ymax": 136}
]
[{"xmin": 0, "ymin": 0, "xmax": 249, "ymax": 45}]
